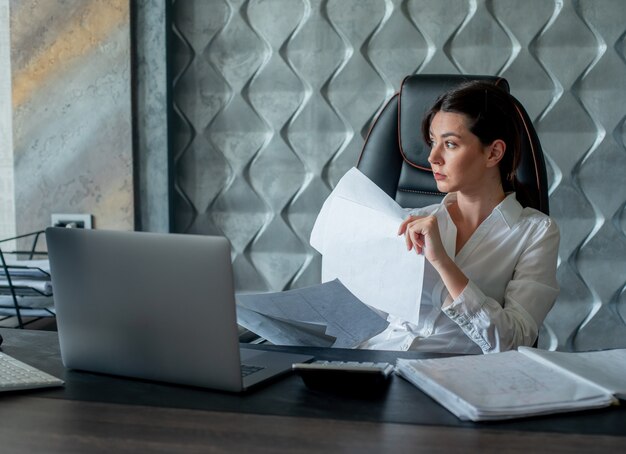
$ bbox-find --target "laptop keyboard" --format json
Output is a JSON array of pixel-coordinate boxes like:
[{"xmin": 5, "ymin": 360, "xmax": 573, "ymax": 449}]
[
  {"xmin": 0, "ymin": 352, "xmax": 64, "ymax": 392},
  {"xmin": 241, "ymin": 364, "xmax": 264, "ymax": 378}
]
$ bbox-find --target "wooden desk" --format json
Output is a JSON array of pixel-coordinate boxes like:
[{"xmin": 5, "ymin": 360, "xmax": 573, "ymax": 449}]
[{"xmin": 1, "ymin": 328, "xmax": 625, "ymax": 453}]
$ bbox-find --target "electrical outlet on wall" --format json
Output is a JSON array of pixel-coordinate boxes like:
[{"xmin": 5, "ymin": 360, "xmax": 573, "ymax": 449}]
[{"xmin": 51, "ymin": 214, "xmax": 93, "ymax": 229}]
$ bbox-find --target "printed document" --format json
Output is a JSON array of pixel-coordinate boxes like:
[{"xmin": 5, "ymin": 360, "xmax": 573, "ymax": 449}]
[
  {"xmin": 310, "ymin": 167, "xmax": 425, "ymax": 324},
  {"xmin": 237, "ymin": 279, "xmax": 389, "ymax": 347}
]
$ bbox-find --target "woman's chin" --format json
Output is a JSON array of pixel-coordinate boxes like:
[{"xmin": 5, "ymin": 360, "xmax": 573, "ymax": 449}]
[{"xmin": 435, "ymin": 181, "xmax": 451, "ymax": 193}]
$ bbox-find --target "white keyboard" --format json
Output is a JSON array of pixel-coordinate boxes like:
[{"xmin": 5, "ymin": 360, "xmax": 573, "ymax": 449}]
[{"xmin": 0, "ymin": 352, "xmax": 64, "ymax": 392}]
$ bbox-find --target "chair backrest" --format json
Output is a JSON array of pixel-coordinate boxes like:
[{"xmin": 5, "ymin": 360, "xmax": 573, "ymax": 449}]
[{"xmin": 357, "ymin": 74, "xmax": 549, "ymax": 215}]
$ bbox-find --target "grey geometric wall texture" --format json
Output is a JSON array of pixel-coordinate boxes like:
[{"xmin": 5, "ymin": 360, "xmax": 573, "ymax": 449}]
[{"xmin": 170, "ymin": 0, "xmax": 626, "ymax": 352}]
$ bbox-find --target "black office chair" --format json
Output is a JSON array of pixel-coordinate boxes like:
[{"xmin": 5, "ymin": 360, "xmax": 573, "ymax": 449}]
[{"xmin": 357, "ymin": 74, "xmax": 549, "ymax": 215}]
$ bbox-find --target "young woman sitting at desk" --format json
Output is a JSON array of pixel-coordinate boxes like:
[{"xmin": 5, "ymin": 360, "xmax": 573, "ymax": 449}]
[{"xmin": 361, "ymin": 81, "xmax": 560, "ymax": 354}]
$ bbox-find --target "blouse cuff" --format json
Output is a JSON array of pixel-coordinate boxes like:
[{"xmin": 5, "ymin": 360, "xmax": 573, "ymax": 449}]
[
  {"xmin": 443, "ymin": 280, "xmax": 485, "ymax": 317},
  {"xmin": 442, "ymin": 281, "xmax": 491, "ymax": 352}
]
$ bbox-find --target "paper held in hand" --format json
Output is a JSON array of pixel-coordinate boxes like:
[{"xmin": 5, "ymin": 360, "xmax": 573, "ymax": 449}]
[
  {"xmin": 396, "ymin": 347, "xmax": 626, "ymax": 421},
  {"xmin": 310, "ymin": 167, "xmax": 425, "ymax": 324}
]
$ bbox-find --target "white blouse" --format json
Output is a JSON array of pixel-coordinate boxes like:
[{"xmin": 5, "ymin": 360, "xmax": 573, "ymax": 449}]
[{"xmin": 361, "ymin": 192, "xmax": 560, "ymax": 354}]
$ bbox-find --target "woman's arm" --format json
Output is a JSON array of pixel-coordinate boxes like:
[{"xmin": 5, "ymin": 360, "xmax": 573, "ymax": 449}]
[
  {"xmin": 443, "ymin": 218, "xmax": 560, "ymax": 353},
  {"xmin": 400, "ymin": 214, "xmax": 560, "ymax": 353}
]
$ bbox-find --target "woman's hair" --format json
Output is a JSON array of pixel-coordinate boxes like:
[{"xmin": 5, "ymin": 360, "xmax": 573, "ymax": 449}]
[{"xmin": 421, "ymin": 80, "xmax": 522, "ymax": 192}]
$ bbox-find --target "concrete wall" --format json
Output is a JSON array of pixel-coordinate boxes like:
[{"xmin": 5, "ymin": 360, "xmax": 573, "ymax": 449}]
[
  {"xmin": 10, "ymin": 0, "xmax": 134, "ymax": 239},
  {"xmin": 134, "ymin": 0, "xmax": 170, "ymax": 233}
]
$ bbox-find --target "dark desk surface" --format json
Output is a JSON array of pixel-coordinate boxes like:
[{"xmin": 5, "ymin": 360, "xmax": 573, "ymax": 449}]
[{"xmin": 1, "ymin": 328, "xmax": 625, "ymax": 453}]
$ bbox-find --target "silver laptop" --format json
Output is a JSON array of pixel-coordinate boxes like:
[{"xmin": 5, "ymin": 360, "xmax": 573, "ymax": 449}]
[{"xmin": 45, "ymin": 227, "xmax": 313, "ymax": 392}]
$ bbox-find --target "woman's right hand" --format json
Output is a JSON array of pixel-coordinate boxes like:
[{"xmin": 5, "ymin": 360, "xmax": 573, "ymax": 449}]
[
  {"xmin": 399, "ymin": 215, "xmax": 469, "ymax": 300},
  {"xmin": 397, "ymin": 215, "xmax": 448, "ymax": 266}
]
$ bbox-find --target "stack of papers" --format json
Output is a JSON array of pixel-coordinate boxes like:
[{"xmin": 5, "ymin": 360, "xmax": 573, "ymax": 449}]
[
  {"xmin": 310, "ymin": 167, "xmax": 425, "ymax": 324},
  {"xmin": 0, "ymin": 259, "xmax": 52, "ymax": 295},
  {"xmin": 0, "ymin": 259, "xmax": 54, "ymax": 313},
  {"xmin": 236, "ymin": 279, "xmax": 389, "ymax": 348},
  {"xmin": 396, "ymin": 347, "xmax": 626, "ymax": 421}
]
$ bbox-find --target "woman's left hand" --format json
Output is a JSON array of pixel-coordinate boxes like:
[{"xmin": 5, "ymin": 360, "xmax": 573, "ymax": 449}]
[{"xmin": 398, "ymin": 215, "xmax": 449, "ymax": 266}]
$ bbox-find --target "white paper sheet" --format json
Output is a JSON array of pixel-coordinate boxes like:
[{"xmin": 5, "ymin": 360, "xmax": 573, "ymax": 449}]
[
  {"xmin": 0, "ymin": 259, "xmax": 50, "ymax": 276},
  {"xmin": 0, "ymin": 279, "xmax": 52, "ymax": 295},
  {"xmin": 310, "ymin": 168, "xmax": 408, "ymax": 253},
  {"xmin": 0, "ymin": 259, "xmax": 52, "ymax": 295},
  {"xmin": 519, "ymin": 347, "xmax": 626, "ymax": 399},
  {"xmin": 310, "ymin": 168, "xmax": 425, "ymax": 324},
  {"xmin": 237, "ymin": 279, "xmax": 389, "ymax": 348},
  {"xmin": 236, "ymin": 305, "xmax": 336, "ymax": 347}
]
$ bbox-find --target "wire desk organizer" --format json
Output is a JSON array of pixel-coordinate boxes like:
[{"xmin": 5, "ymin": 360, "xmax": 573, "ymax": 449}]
[{"xmin": 0, "ymin": 231, "xmax": 52, "ymax": 329}]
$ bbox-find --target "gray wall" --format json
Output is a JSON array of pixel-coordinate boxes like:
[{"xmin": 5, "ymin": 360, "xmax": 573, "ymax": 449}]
[
  {"xmin": 9, "ymin": 0, "xmax": 134, "ymax": 238},
  {"xmin": 135, "ymin": 0, "xmax": 171, "ymax": 233},
  {"xmin": 170, "ymin": 0, "xmax": 626, "ymax": 352}
]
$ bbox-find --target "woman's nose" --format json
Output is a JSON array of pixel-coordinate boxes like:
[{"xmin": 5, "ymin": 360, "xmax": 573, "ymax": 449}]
[{"xmin": 428, "ymin": 144, "xmax": 442, "ymax": 165}]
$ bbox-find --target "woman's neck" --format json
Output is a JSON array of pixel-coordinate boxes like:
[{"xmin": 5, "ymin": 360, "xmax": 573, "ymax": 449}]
[
  {"xmin": 447, "ymin": 183, "xmax": 506, "ymax": 255},
  {"xmin": 453, "ymin": 188, "xmax": 506, "ymax": 226}
]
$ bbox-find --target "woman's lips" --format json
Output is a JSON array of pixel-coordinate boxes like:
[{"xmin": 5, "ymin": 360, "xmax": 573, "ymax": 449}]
[{"xmin": 433, "ymin": 172, "xmax": 446, "ymax": 181}]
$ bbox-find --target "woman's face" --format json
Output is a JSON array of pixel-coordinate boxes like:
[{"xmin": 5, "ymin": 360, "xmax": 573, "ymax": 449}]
[{"xmin": 427, "ymin": 111, "xmax": 495, "ymax": 194}]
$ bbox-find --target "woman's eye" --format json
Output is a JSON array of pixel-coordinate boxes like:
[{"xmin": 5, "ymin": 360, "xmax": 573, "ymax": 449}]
[{"xmin": 445, "ymin": 141, "xmax": 456, "ymax": 149}]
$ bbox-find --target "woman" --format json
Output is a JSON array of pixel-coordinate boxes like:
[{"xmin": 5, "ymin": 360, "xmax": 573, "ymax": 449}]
[{"xmin": 362, "ymin": 81, "xmax": 560, "ymax": 354}]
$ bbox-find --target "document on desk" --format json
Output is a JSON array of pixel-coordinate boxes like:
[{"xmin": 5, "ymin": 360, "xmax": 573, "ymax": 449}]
[
  {"xmin": 0, "ymin": 259, "xmax": 50, "ymax": 277},
  {"xmin": 0, "ymin": 259, "xmax": 53, "ymax": 296},
  {"xmin": 236, "ymin": 279, "xmax": 389, "ymax": 348},
  {"xmin": 396, "ymin": 347, "xmax": 626, "ymax": 421},
  {"xmin": 310, "ymin": 167, "xmax": 425, "ymax": 324}
]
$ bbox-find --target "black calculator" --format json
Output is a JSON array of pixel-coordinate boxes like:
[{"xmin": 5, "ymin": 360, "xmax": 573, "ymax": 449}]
[{"xmin": 292, "ymin": 360, "xmax": 394, "ymax": 393}]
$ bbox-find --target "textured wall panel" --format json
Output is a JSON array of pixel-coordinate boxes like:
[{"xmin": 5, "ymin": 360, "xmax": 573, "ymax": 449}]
[
  {"xmin": 172, "ymin": 0, "xmax": 626, "ymax": 352},
  {"xmin": 10, "ymin": 0, "xmax": 133, "ymax": 238}
]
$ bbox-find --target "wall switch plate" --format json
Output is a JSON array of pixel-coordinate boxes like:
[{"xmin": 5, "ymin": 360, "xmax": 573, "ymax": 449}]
[{"xmin": 51, "ymin": 213, "xmax": 93, "ymax": 229}]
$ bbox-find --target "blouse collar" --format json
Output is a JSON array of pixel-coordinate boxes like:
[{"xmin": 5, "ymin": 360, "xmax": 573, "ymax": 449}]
[{"xmin": 438, "ymin": 192, "xmax": 523, "ymax": 230}]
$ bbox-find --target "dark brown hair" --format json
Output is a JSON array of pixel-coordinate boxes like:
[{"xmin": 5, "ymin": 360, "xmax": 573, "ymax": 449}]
[{"xmin": 421, "ymin": 81, "xmax": 522, "ymax": 192}]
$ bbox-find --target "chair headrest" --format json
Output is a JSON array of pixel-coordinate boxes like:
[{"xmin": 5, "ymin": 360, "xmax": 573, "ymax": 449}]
[{"xmin": 397, "ymin": 74, "xmax": 510, "ymax": 170}]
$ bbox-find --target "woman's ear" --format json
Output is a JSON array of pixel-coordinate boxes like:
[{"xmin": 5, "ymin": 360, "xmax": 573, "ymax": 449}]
[{"xmin": 485, "ymin": 139, "xmax": 506, "ymax": 168}]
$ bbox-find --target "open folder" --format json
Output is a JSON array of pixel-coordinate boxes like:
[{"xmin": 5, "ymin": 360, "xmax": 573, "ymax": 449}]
[{"xmin": 396, "ymin": 347, "xmax": 626, "ymax": 421}]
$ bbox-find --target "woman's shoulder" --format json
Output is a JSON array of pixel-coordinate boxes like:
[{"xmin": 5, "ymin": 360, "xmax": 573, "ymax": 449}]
[{"xmin": 518, "ymin": 206, "xmax": 559, "ymax": 233}]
